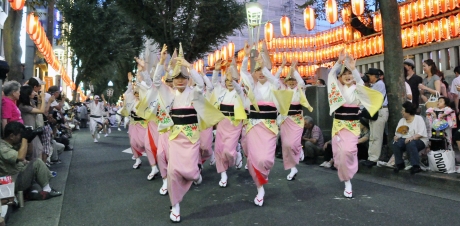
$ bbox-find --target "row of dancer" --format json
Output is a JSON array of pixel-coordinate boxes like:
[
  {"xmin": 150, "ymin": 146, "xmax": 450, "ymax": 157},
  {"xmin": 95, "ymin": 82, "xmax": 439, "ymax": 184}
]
[{"xmin": 116, "ymin": 43, "xmax": 383, "ymax": 223}]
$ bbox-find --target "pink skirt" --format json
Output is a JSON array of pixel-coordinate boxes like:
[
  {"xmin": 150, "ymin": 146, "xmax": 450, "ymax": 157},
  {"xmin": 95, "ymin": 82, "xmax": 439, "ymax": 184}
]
[
  {"xmin": 280, "ymin": 117, "xmax": 303, "ymax": 170},
  {"xmin": 143, "ymin": 122, "xmax": 158, "ymax": 166},
  {"xmin": 167, "ymin": 132, "xmax": 201, "ymax": 206},
  {"xmin": 332, "ymin": 129, "xmax": 358, "ymax": 181},
  {"xmin": 129, "ymin": 123, "xmax": 147, "ymax": 158},
  {"xmin": 246, "ymin": 123, "xmax": 277, "ymax": 187},
  {"xmin": 157, "ymin": 132, "xmax": 169, "ymax": 178},
  {"xmin": 215, "ymin": 118, "xmax": 243, "ymax": 173},
  {"xmin": 199, "ymin": 127, "xmax": 214, "ymax": 164},
  {"xmin": 240, "ymin": 125, "xmax": 248, "ymax": 157}
]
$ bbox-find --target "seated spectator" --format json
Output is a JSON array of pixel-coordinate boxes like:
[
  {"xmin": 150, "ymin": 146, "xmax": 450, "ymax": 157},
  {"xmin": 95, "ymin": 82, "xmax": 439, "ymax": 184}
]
[
  {"xmin": 357, "ymin": 118, "xmax": 370, "ymax": 160},
  {"xmin": 426, "ymin": 97, "xmax": 456, "ymax": 151},
  {"xmin": 392, "ymin": 102, "xmax": 428, "ymax": 174},
  {"xmin": 320, "ymin": 141, "xmax": 333, "ymax": 168},
  {"xmin": 2, "ymin": 81, "xmax": 23, "ymax": 133},
  {"xmin": 302, "ymin": 116, "xmax": 324, "ymax": 164},
  {"xmin": 0, "ymin": 121, "xmax": 61, "ymax": 199}
]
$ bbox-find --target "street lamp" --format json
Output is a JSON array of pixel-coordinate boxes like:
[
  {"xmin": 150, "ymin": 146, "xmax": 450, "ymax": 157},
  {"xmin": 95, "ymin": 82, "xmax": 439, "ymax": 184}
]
[
  {"xmin": 108, "ymin": 80, "xmax": 114, "ymax": 87},
  {"xmin": 107, "ymin": 80, "xmax": 114, "ymax": 103},
  {"xmin": 246, "ymin": 0, "xmax": 263, "ymax": 73}
]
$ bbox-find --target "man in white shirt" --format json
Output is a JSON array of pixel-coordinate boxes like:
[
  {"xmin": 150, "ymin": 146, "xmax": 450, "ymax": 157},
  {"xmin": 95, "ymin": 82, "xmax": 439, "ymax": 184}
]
[
  {"xmin": 450, "ymin": 66, "xmax": 460, "ymax": 112},
  {"xmin": 89, "ymin": 95, "xmax": 107, "ymax": 143}
]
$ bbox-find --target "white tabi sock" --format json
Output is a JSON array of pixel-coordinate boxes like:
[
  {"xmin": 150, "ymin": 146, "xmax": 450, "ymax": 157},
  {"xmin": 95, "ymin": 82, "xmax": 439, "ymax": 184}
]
[
  {"xmin": 257, "ymin": 186, "xmax": 265, "ymax": 198},
  {"xmin": 162, "ymin": 178, "xmax": 168, "ymax": 189},
  {"xmin": 43, "ymin": 184, "xmax": 52, "ymax": 192},
  {"xmin": 344, "ymin": 180, "xmax": 352, "ymax": 191},
  {"xmin": 221, "ymin": 171, "xmax": 228, "ymax": 182}
]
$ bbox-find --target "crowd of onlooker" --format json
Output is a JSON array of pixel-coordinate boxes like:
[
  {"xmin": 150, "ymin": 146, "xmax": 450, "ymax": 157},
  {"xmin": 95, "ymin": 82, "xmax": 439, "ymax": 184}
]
[{"xmin": 286, "ymin": 59, "xmax": 460, "ymax": 175}]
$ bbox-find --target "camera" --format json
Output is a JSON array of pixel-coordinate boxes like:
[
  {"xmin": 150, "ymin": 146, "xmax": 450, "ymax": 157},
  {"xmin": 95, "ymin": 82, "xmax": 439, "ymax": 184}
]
[{"xmin": 21, "ymin": 126, "xmax": 44, "ymax": 142}]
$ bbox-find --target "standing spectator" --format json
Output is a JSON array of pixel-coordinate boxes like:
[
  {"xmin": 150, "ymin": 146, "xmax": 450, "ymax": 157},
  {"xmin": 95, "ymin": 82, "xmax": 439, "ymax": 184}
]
[
  {"xmin": 405, "ymin": 82, "xmax": 412, "ymax": 102},
  {"xmin": 17, "ymin": 85, "xmax": 52, "ymax": 161},
  {"xmin": 451, "ymin": 66, "xmax": 460, "ymax": 112},
  {"xmin": 2, "ymin": 81, "xmax": 23, "ymax": 133},
  {"xmin": 404, "ymin": 59, "xmax": 423, "ymax": 109},
  {"xmin": 79, "ymin": 103, "xmax": 88, "ymax": 128},
  {"xmin": 392, "ymin": 102, "xmax": 428, "ymax": 174},
  {"xmin": 437, "ymin": 72, "xmax": 449, "ymax": 97},
  {"xmin": 419, "ymin": 59, "xmax": 441, "ymax": 103},
  {"xmin": 357, "ymin": 118, "xmax": 370, "ymax": 160},
  {"xmin": 362, "ymin": 68, "xmax": 388, "ymax": 167},
  {"xmin": 301, "ymin": 116, "xmax": 324, "ymax": 164}
]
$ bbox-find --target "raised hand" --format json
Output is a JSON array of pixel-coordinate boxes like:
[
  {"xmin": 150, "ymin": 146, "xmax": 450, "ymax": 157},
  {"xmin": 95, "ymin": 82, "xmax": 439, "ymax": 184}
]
[
  {"xmin": 291, "ymin": 58, "xmax": 298, "ymax": 68},
  {"xmin": 338, "ymin": 48, "xmax": 346, "ymax": 63},
  {"xmin": 159, "ymin": 44, "xmax": 168, "ymax": 64},
  {"xmin": 344, "ymin": 54, "xmax": 356, "ymax": 71},
  {"xmin": 128, "ymin": 72, "xmax": 133, "ymax": 82},
  {"xmin": 244, "ymin": 41, "xmax": 251, "ymax": 57},
  {"xmin": 281, "ymin": 55, "xmax": 287, "ymax": 67},
  {"xmin": 215, "ymin": 59, "xmax": 223, "ymax": 70},
  {"xmin": 256, "ymin": 54, "xmax": 264, "ymax": 68}
]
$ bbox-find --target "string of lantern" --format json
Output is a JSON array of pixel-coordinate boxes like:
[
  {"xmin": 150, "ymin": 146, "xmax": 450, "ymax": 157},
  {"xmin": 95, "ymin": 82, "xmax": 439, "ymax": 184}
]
[{"xmin": 26, "ymin": 13, "xmax": 86, "ymax": 100}]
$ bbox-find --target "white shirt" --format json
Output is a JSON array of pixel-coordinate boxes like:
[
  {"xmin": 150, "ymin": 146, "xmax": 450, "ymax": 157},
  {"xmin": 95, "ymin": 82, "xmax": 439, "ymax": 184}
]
[
  {"xmin": 450, "ymin": 76, "xmax": 460, "ymax": 95},
  {"xmin": 395, "ymin": 115, "xmax": 428, "ymax": 146},
  {"xmin": 405, "ymin": 82, "xmax": 412, "ymax": 102},
  {"xmin": 89, "ymin": 101, "xmax": 105, "ymax": 116}
]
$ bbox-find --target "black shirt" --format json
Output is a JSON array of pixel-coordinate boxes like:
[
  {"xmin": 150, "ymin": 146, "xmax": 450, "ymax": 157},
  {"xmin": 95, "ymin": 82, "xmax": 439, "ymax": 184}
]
[{"xmin": 406, "ymin": 74, "xmax": 423, "ymax": 107}]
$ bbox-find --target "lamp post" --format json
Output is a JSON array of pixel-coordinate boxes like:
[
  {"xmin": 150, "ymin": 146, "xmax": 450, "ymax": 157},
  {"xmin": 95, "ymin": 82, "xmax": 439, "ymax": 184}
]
[
  {"xmin": 245, "ymin": 0, "xmax": 263, "ymax": 73},
  {"xmin": 106, "ymin": 80, "xmax": 114, "ymax": 103}
]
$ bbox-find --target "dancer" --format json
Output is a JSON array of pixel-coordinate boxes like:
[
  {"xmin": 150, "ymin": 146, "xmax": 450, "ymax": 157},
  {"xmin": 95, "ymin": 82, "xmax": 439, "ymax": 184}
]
[
  {"xmin": 327, "ymin": 50, "xmax": 383, "ymax": 198},
  {"xmin": 88, "ymin": 94, "xmax": 107, "ymax": 143},
  {"xmin": 211, "ymin": 59, "xmax": 246, "ymax": 187},
  {"xmin": 153, "ymin": 43, "xmax": 224, "ymax": 222},
  {"xmin": 276, "ymin": 60, "xmax": 313, "ymax": 181},
  {"xmin": 198, "ymin": 69, "xmax": 215, "ymax": 167},
  {"xmin": 134, "ymin": 57, "xmax": 161, "ymax": 181},
  {"xmin": 239, "ymin": 42, "xmax": 282, "ymax": 207},
  {"xmin": 123, "ymin": 73, "xmax": 147, "ymax": 169}
]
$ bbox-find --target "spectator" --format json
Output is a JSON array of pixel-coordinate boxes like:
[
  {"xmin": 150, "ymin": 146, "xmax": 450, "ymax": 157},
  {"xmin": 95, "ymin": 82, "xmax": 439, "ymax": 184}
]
[
  {"xmin": 79, "ymin": 103, "xmax": 88, "ymax": 128},
  {"xmin": 437, "ymin": 71, "xmax": 449, "ymax": 97},
  {"xmin": 316, "ymin": 79, "xmax": 326, "ymax": 86},
  {"xmin": 17, "ymin": 86, "xmax": 52, "ymax": 161},
  {"xmin": 26, "ymin": 77, "xmax": 46, "ymax": 93},
  {"xmin": 404, "ymin": 59, "xmax": 423, "ymax": 109},
  {"xmin": 450, "ymin": 66, "xmax": 460, "ymax": 112},
  {"xmin": 425, "ymin": 96, "xmax": 455, "ymax": 151},
  {"xmin": 362, "ymin": 68, "xmax": 388, "ymax": 167},
  {"xmin": 0, "ymin": 121, "xmax": 61, "ymax": 199},
  {"xmin": 301, "ymin": 116, "xmax": 324, "ymax": 164},
  {"xmin": 419, "ymin": 59, "xmax": 441, "ymax": 103},
  {"xmin": 319, "ymin": 141, "xmax": 333, "ymax": 168},
  {"xmin": 405, "ymin": 82, "xmax": 412, "ymax": 102},
  {"xmin": 357, "ymin": 118, "xmax": 370, "ymax": 160},
  {"xmin": 2, "ymin": 81, "xmax": 23, "ymax": 133},
  {"xmin": 392, "ymin": 102, "xmax": 428, "ymax": 174}
]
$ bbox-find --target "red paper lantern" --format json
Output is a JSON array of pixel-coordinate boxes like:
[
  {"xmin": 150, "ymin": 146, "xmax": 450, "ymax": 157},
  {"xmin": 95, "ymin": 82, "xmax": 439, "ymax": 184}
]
[
  {"xmin": 325, "ymin": 0, "xmax": 338, "ymax": 24},
  {"xmin": 280, "ymin": 16, "xmax": 291, "ymax": 37},
  {"xmin": 373, "ymin": 13, "xmax": 382, "ymax": 32},
  {"xmin": 433, "ymin": 0, "xmax": 441, "ymax": 15},
  {"xmin": 450, "ymin": 14, "xmax": 459, "ymax": 37},
  {"xmin": 441, "ymin": 18, "xmax": 450, "ymax": 40},
  {"xmin": 227, "ymin": 42, "xmax": 235, "ymax": 59},
  {"xmin": 221, "ymin": 46, "xmax": 228, "ymax": 61},
  {"xmin": 264, "ymin": 22, "xmax": 274, "ymax": 42},
  {"xmin": 434, "ymin": 20, "xmax": 442, "ymax": 41},
  {"xmin": 404, "ymin": 4, "xmax": 411, "ymax": 23},
  {"xmin": 426, "ymin": 22, "xmax": 434, "ymax": 42},
  {"xmin": 9, "ymin": 0, "xmax": 25, "ymax": 11},
  {"xmin": 425, "ymin": 0, "xmax": 433, "ymax": 18},
  {"xmin": 304, "ymin": 7, "xmax": 315, "ymax": 31},
  {"xmin": 417, "ymin": 0, "xmax": 425, "ymax": 19},
  {"xmin": 341, "ymin": 7, "xmax": 351, "ymax": 23},
  {"xmin": 410, "ymin": 2, "xmax": 418, "ymax": 22},
  {"xmin": 26, "ymin": 14, "xmax": 39, "ymax": 35},
  {"xmin": 351, "ymin": 0, "xmax": 365, "ymax": 16}
]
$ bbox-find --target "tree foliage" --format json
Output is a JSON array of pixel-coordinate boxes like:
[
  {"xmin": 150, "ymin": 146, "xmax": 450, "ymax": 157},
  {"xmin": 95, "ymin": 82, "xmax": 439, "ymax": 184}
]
[
  {"xmin": 115, "ymin": 0, "xmax": 247, "ymax": 62},
  {"xmin": 57, "ymin": 0, "xmax": 144, "ymax": 101}
]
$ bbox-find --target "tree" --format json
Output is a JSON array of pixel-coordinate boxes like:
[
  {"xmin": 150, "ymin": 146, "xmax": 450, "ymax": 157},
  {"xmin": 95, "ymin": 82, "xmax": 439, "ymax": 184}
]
[
  {"xmin": 115, "ymin": 0, "xmax": 247, "ymax": 62},
  {"xmin": 57, "ymin": 0, "xmax": 144, "ymax": 100}
]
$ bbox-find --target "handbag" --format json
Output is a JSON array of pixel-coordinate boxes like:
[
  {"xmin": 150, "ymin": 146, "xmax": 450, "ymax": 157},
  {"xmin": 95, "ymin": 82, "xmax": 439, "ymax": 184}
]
[
  {"xmin": 427, "ymin": 150, "xmax": 456, "ymax": 173},
  {"xmin": 36, "ymin": 114, "xmax": 45, "ymax": 128},
  {"xmin": 425, "ymin": 92, "xmax": 440, "ymax": 109},
  {"xmin": 360, "ymin": 108, "xmax": 379, "ymax": 121}
]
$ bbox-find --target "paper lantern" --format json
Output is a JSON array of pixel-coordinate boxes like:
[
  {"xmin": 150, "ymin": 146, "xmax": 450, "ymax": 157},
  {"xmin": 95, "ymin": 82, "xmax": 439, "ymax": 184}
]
[
  {"xmin": 10, "ymin": 0, "xmax": 25, "ymax": 11},
  {"xmin": 434, "ymin": 20, "xmax": 442, "ymax": 41},
  {"xmin": 280, "ymin": 16, "xmax": 291, "ymax": 37},
  {"xmin": 448, "ymin": 0, "xmax": 459, "ymax": 10},
  {"xmin": 264, "ymin": 22, "xmax": 274, "ymax": 42},
  {"xmin": 401, "ymin": 28, "xmax": 407, "ymax": 47},
  {"xmin": 341, "ymin": 7, "xmax": 351, "ymax": 23},
  {"xmin": 415, "ymin": 24, "xmax": 422, "ymax": 45},
  {"xmin": 377, "ymin": 36, "xmax": 384, "ymax": 53},
  {"xmin": 227, "ymin": 42, "xmax": 235, "ymax": 59},
  {"xmin": 426, "ymin": 22, "xmax": 434, "ymax": 42},
  {"xmin": 425, "ymin": 0, "xmax": 433, "ymax": 18},
  {"xmin": 207, "ymin": 54, "xmax": 213, "ymax": 67},
  {"xmin": 441, "ymin": 18, "xmax": 450, "ymax": 40},
  {"xmin": 288, "ymin": 37, "xmax": 293, "ymax": 49},
  {"xmin": 304, "ymin": 7, "xmax": 315, "ymax": 31},
  {"xmin": 404, "ymin": 4, "xmax": 411, "ymax": 23},
  {"xmin": 433, "ymin": 0, "xmax": 440, "ymax": 15},
  {"xmin": 351, "ymin": 0, "xmax": 364, "ymax": 16},
  {"xmin": 450, "ymin": 15, "xmax": 459, "ymax": 37},
  {"xmin": 221, "ymin": 46, "xmax": 228, "ymax": 60},
  {"xmin": 399, "ymin": 6, "xmax": 405, "ymax": 25},
  {"xmin": 417, "ymin": 0, "xmax": 425, "ymax": 19},
  {"xmin": 26, "ymin": 14, "xmax": 39, "ymax": 35},
  {"xmin": 325, "ymin": 0, "xmax": 338, "ymax": 24},
  {"xmin": 410, "ymin": 2, "xmax": 418, "ymax": 22},
  {"xmin": 214, "ymin": 50, "xmax": 221, "ymax": 61},
  {"xmin": 344, "ymin": 26, "xmax": 353, "ymax": 41},
  {"xmin": 373, "ymin": 13, "xmax": 382, "ymax": 32}
]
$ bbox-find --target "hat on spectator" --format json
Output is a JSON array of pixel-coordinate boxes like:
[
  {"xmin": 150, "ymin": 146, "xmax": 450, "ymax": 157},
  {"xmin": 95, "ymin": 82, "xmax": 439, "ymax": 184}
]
[
  {"xmin": 404, "ymin": 59, "xmax": 415, "ymax": 67},
  {"xmin": 33, "ymin": 77, "xmax": 46, "ymax": 85},
  {"xmin": 365, "ymin": 68, "xmax": 382, "ymax": 77},
  {"xmin": 94, "ymin": 95, "xmax": 101, "ymax": 100}
]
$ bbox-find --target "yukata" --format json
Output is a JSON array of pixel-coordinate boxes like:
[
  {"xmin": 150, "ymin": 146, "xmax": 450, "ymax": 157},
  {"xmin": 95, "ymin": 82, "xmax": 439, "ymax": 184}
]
[
  {"xmin": 240, "ymin": 56, "xmax": 281, "ymax": 187},
  {"xmin": 123, "ymin": 84, "xmax": 148, "ymax": 161},
  {"xmin": 327, "ymin": 63, "xmax": 383, "ymax": 181},
  {"xmin": 153, "ymin": 64, "xmax": 224, "ymax": 206},
  {"xmin": 276, "ymin": 70, "xmax": 313, "ymax": 170},
  {"xmin": 210, "ymin": 70, "xmax": 247, "ymax": 174},
  {"xmin": 198, "ymin": 75, "xmax": 215, "ymax": 165}
]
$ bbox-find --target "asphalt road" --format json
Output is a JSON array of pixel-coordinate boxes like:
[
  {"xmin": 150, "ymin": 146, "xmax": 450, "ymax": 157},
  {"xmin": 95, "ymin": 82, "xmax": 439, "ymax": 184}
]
[{"xmin": 8, "ymin": 128, "xmax": 460, "ymax": 226}]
